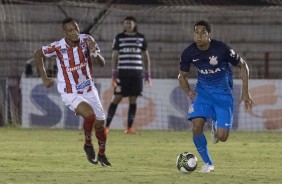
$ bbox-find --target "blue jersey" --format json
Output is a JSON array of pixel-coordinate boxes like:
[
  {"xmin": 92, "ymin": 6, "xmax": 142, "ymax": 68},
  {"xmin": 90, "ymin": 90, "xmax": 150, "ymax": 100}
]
[{"xmin": 180, "ymin": 40, "xmax": 241, "ymax": 95}]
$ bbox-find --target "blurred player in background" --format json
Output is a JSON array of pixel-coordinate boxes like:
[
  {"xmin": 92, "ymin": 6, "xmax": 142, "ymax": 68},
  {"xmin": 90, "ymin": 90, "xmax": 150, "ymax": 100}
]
[
  {"xmin": 105, "ymin": 16, "xmax": 152, "ymax": 134},
  {"xmin": 178, "ymin": 20, "xmax": 254, "ymax": 172},
  {"xmin": 34, "ymin": 17, "xmax": 111, "ymax": 166}
]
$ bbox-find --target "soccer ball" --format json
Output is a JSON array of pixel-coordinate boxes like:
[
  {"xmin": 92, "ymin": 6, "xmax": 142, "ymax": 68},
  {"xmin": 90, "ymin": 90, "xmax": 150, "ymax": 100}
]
[{"xmin": 176, "ymin": 152, "xmax": 198, "ymax": 173}]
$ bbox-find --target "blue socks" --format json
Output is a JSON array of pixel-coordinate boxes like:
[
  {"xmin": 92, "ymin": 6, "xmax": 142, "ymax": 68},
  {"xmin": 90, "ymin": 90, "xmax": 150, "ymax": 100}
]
[{"xmin": 193, "ymin": 133, "xmax": 213, "ymax": 165}]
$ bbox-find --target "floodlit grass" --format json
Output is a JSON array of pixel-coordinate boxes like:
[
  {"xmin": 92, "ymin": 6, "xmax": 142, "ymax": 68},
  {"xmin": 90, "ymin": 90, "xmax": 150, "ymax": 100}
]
[{"xmin": 0, "ymin": 127, "xmax": 281, "ymax": 184}]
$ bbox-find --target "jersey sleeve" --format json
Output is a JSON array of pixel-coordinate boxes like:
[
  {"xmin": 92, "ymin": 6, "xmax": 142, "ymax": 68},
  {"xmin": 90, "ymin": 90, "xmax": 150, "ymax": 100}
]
[
  {"xmin": 179, "ymin": 48, "xmax": 192, "ymax": 72},
  {"xmin": 141, "ymin": 35, "xmax": 148, "ymax": 51},
  {"xmin": 227, "ymin": 48, "xmax": 241, "ymax": 66},
  {"xmin": 42, "ymin": 42, "xmax": 58, "ymax": 58},
  {"xmin": 223, "ymin": 43, "xmax": 241, "ymax": 66},
  {"xmin": 112, "ymin": 35, "xmax": 119, "ymax": 50}
]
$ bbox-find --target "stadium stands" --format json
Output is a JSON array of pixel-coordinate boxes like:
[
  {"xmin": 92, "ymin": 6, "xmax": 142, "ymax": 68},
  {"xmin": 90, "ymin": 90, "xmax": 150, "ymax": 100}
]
[{"xmin": 0, "ymin": 1, "xmax": 281, "ymax": 79}]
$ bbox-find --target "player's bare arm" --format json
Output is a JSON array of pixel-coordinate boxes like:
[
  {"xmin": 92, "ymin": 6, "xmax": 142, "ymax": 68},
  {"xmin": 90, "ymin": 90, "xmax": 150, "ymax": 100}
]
[
  {"xmin": 111, "ymin": 50, "xmax": 119, "ymax": 87},
  {"xmin": 178, "ymin": 70, "xmax": 196, "ymax": 99},
  {"xmin": 34, "ymin": 49, "xmax": 55, "ymax": 88},
  {"xmin": 93, "ymin": 53, "xmax": 105, "ymax": 67},
  {"xmin": 111, "ymin": 50, "xmax": 119, "ymax": 71},
  {"xmin": 142, "ymin": 50, "xmax": 152, "ymax": 86},
  {"xmin": 85, "ymin": 37, "xmax": 105, "ymax": 67},
  {"xmin": 236, "ymin": 58, "xmax": 255, "ymax": 110}
]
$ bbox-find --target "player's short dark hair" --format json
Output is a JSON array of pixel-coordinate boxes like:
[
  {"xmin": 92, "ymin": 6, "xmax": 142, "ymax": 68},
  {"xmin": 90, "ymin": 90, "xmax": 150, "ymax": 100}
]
[
  {"xmin": 123, "ymin": 16, "xmax": 138, "ymax": 32},
  {"xmin": 62, "ymin": 17, "xmax": 76, "ymax": 28},
  {"xmin": 124, "ymin": 16, "xmax": 137, "ymax": 23},
  {"xmin": 194, "ymin": 20, "xmax": 211, "ymax": 33}
]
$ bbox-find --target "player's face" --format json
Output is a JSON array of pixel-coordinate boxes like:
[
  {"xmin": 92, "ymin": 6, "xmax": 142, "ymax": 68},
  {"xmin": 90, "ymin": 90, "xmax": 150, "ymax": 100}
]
[
  {"xmin": 63, "ymin": 21, "xmax": 80, "ymax": 44},
  {"xmin": 123, "ymin": 20, "xmax": 135, "ymax": 33},
  {"xmin": 194, "ymin": 25, "xmax": 210, "ymax": 48}
]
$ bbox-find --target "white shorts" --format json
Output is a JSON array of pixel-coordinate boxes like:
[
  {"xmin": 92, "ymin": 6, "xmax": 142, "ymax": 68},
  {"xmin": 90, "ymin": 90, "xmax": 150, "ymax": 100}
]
[{"xmin": 61, "ymin": 87, "xmax": 105, "ymax": 121}]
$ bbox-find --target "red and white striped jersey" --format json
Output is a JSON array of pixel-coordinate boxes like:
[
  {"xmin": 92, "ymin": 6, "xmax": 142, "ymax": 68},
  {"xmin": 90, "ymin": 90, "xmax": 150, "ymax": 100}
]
[{"xmin": 42, "ymin": 34, "xmax": 100, "ymax": 94}]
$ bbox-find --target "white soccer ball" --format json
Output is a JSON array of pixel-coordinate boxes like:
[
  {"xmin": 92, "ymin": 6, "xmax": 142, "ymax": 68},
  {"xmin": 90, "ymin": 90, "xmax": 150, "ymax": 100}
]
[{"xmin": 176, "ymin": 152, "xmax": 198, "ymax": 173}]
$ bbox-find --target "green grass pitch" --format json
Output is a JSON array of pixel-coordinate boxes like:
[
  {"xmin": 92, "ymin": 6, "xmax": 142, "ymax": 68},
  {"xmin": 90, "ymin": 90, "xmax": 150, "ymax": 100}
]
[{"xmin": 0, "ymin": 127, "xmax": 281, "ymax": 184}]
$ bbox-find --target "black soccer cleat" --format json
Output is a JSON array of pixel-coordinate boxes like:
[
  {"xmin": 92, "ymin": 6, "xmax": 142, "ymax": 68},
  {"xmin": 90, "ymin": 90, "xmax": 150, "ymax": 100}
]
[
  {"xmin": 98, "ymin": 154, "xmax": 112, "ymax": 167},
  {"xmin": 83, "ymin": 144, "xmax": 98, "ymax": 164}
]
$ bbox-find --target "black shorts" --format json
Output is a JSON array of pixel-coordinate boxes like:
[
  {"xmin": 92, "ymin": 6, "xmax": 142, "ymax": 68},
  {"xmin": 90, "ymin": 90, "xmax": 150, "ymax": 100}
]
[{"xmin": 114, "ymin": 75, "xmax": 143, "ymax": 97}]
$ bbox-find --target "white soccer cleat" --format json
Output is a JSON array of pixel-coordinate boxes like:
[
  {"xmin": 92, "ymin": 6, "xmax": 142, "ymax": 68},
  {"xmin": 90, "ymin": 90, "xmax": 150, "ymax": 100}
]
[
  {"xmin": 200, "ymin": 164, "xmax": 215, "ymax": 173},
  {"xmin": 211, "ymin": 122, "xmax": 219, "ymax": 144}
]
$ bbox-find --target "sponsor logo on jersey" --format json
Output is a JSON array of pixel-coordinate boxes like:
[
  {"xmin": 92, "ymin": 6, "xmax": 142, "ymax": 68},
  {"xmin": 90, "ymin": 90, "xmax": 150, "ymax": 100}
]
[
  {"xmin": 209, "ymin": 55, "xmax": 218, "ymax": 65},
  {"xmin": 75, "ymin": 79, "xmax": 91, "ymax": 90},
  {"xmin": 192, "ymin": 59, "xmax": 199, "ymax": 62},
  {"xmin": 120, "ymin": 47, "xmax": 141, "ymax": 53},
  {"xmin": 66, "ymin": 62, "xmax": 87, "ymax": 72},
  {"xmin": 230, "ymin": 49, "xmax": 236, "ymax": 57},
  {"xmin": 60, "ymin": 48, "xmax": 67, "ymax": 54},
  {"xmin": 198, "ymin": 68, "xmax": 221, "ymax": 74}
]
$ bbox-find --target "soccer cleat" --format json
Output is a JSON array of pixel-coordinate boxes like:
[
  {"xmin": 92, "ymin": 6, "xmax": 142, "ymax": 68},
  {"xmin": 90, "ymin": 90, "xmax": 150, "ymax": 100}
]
[
  {"xmin": 105, "ymin": 127, "xmax": 110, "ymax": 134},
  {"xmin": 200, "ymin": 164, "xmax": 215, "ymax": 173},
  {"xmin": 124, "ymin": 128, "xmax": 136, "ymax": 135},
  {"xmin": 97, "ymin": 154, "xmax": 112, "ymax": 167},
  {"xmin": 211, "ymin": 122, "xmax": 219, "ymax": 144},
  {"xmin": 83, "ymin": 144, "xmax": 98, "ymax": 164}
]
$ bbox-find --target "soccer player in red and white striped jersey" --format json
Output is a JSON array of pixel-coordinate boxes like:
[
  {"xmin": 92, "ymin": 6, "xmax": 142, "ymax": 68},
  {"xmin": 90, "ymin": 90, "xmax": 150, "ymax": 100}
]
[{"xmin": 34, "ymin": 17, "xmax": 111, "ymax": 166}]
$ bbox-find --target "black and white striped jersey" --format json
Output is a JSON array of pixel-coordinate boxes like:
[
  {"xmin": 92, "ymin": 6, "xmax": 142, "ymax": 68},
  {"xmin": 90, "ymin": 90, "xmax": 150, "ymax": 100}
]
[{"xmin": 113, "ymin": 32, "xmax": 147, "ymax": 76}]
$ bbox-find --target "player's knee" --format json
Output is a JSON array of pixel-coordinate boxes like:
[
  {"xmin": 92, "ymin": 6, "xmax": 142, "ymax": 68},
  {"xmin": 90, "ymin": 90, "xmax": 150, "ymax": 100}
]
[
  {"xmin": 217, "ymin": 128, "xmax": 229, "ymax": 142},
  {"xmin": 112, "ymin": 95, "xmax": 122, "ymax": 104},
  {"xmin": 219, "ymin": 137, "xmax": 228, "ymax": 142},
  {"xmin": 85, "ymin": 114, "xmax": 96, "ymax": 123},
  {"xmin": 192, "ymin": 126, "xmax": 203, "ymax": 135},
  {"xmin": 218, "ymin": 135, "xmax": 229, "ymax": 142},
  {"xmin": 129, "ymin": 96, "xmax": 137, "ymax": 103},
  {"xmin": 76, "ymin": 102, "xmax": 94, "ymax": 117},
  {"xmin": 94, "ymin": 120, "xmax": 105, "ymax": 131}
]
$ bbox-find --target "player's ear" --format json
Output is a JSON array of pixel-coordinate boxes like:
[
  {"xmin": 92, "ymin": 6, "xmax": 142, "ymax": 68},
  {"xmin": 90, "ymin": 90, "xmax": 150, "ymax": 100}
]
[
  {"xmin": 62, "ymin": 25, "xmax": 66, "ymax": 36},
  {"xmin": 62, "ymin": 29, "xmax": 66, "ymax": 37},
  {"xmin": 208, "ymin": 32, "xmax": 211, "ymax": 38}
]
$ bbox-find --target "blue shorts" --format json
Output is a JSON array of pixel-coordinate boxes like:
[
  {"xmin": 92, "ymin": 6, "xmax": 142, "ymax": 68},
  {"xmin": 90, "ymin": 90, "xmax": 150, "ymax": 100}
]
[{"xmin": 187, "ymin": 91, "xmax": 234, "ymax": 130}]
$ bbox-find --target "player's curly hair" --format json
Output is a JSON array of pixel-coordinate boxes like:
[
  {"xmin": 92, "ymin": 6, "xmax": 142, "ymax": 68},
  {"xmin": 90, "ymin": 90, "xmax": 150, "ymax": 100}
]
[{"xmin": 194, "ymin": 20, "xmax": 211, "ymax": 33}]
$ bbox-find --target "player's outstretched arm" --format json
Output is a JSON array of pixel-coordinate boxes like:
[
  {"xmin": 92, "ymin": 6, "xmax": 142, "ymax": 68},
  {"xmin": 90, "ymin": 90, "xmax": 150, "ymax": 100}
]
[
  {"xmin": 236, "ymin": 58, "xmax": 255, "ymax": 110},
  {"xmin": 178, "ymin": 70, "xmax": 196, "ymax": 99},
  {"xmin": 34, "ymin": 49, "xmax": 55, "ymax": 88}
]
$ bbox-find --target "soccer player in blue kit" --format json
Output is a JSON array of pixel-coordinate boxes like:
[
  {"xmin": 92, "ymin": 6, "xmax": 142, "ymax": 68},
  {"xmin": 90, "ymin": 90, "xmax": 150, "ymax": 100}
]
[{"xmin": 178, "ymin": 20, "xmax": 255, "ymax": 173}]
